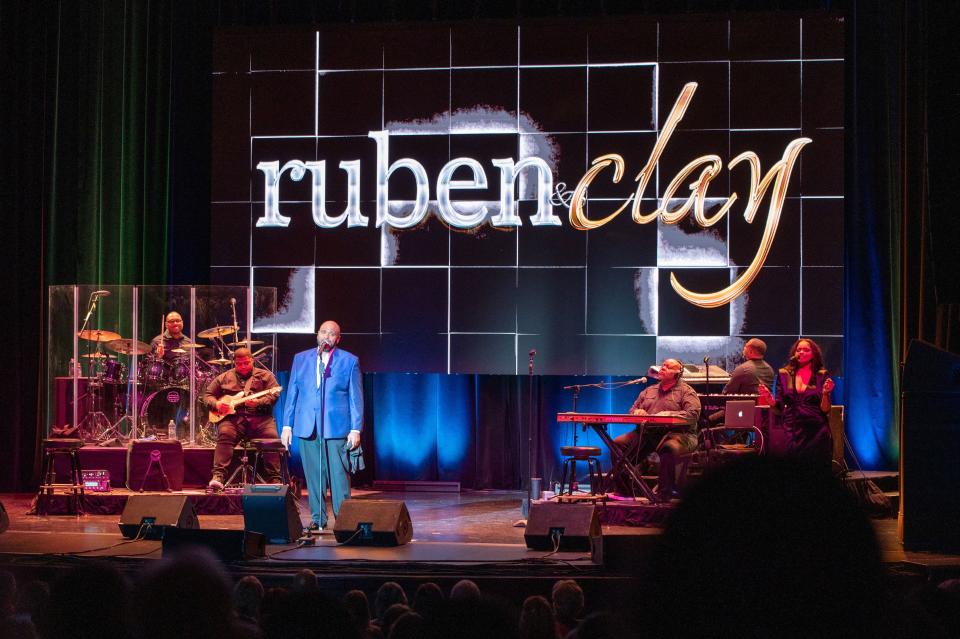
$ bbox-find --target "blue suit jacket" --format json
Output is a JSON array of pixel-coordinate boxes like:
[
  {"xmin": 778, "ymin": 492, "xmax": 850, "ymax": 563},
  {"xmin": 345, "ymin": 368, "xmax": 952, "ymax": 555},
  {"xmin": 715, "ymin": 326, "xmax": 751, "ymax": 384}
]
[{"xmin": 283, "ymin": 347, "xmax": 363, "ymax": 439}]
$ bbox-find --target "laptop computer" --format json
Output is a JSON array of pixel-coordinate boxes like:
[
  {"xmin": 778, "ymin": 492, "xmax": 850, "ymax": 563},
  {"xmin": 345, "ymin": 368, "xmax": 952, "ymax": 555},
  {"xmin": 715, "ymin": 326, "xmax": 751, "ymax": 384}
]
[{"xmin": 724, "ymin": 400, "xmax": 756, "ymax": 427}]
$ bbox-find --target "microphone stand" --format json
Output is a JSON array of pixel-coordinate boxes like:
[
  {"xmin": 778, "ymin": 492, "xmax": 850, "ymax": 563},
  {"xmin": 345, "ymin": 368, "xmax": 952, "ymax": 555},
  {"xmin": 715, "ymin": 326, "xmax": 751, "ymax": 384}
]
[
  {"xmin": 527, "ymin": 350, "xmax": 540, "ymax": 504},
  {"xmin": 77, "ymin": 293, "xmax": 100, "ymax": 376},
  {"xmin": 560, "ymin": 381, "xmax": 606, "ymax": 447},
  {"xmin": 704, "ymin": 356, "xmax": 711, "ymax": 394}
]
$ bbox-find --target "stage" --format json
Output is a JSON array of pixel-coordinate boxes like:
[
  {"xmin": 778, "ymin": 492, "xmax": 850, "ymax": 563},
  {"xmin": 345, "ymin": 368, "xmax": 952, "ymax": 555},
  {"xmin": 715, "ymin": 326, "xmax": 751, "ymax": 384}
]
[{"xmin": 2, "ymin": 481, "xmax": 957, "ymax": 598}]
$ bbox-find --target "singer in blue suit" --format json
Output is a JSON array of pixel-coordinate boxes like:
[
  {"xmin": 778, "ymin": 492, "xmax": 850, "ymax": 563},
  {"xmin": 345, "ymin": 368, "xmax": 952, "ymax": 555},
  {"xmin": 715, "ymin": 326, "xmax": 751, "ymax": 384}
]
[{"xmin": 281, "ymin": 320, "xmax": 363, "ymax": 531}]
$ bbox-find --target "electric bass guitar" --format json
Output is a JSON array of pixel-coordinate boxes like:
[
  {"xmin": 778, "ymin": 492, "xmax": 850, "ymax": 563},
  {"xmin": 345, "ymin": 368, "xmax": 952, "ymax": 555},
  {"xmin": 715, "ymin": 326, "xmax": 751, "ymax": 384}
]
[{"xmin": 208, "ymin": 386, "xmax": 283, "ymax": 424}]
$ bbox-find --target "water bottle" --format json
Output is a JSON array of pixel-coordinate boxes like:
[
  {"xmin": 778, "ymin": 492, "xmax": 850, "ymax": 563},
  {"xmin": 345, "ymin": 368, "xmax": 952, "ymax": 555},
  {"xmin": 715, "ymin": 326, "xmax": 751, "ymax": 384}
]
[
  {"xmin": 68, "ymin": 358, "xmax": 76, "ymax": 377},
  {"xmin": 167, "ymin": 419, "xmax": 177, "ymax": 441}
]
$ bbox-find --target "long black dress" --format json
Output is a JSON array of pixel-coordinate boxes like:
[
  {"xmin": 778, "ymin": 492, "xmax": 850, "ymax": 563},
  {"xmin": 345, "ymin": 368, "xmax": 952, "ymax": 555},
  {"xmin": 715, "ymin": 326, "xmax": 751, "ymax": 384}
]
[{"xmin": 774, "ymin": 367, "xmax": 832, "ymax": 467}]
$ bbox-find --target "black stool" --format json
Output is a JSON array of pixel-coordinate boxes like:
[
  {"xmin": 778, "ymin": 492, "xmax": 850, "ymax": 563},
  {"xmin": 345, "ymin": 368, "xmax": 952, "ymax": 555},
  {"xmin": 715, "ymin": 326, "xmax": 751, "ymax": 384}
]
[
  {"xmin": 225, "ymin": 439, "xmax": 260, "ymax": 488},
  {"xmin": 37, "ymin": 438, "xmax": 85, "ymax": 515},
  {"xmin": 559, "ymin": 446, "xmax": 603, "ymax": 495},
  {"xmin": 250, "ymin": 438, "xmax": 291, "ymax": 485}
]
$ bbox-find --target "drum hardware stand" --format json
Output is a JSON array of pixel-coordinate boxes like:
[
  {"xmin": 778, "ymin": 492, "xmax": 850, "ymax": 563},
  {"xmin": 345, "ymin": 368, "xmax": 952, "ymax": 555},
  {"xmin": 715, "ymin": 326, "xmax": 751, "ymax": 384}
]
[
  {"xmin": 76, "ymin": 377, "xmax": 113, "ymax": 442},
  {"xmin": 98, "ymin": 391, "xmax": 135, "ymax": 446}
]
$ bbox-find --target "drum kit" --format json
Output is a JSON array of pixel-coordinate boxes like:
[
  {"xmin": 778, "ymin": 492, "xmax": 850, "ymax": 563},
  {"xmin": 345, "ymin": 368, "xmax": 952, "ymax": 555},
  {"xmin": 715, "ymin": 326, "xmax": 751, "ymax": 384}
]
[{"xmin": 73, "ymin": 323, "xmax": 271, "ymax": 446}]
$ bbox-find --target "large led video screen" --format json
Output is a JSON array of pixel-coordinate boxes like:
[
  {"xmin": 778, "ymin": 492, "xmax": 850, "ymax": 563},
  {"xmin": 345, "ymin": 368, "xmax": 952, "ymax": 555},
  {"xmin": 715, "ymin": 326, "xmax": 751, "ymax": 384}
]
[{"xmin": 211, "ymin": 14, "xmax": 844, "ymax": 375}]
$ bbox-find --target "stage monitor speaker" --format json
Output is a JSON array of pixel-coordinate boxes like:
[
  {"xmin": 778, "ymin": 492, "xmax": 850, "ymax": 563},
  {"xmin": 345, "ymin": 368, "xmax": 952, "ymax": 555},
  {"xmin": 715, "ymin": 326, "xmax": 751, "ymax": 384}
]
[
  {"xmin": 333, "ymin": 500, "xmax": 412, "ymax": 546},
  {"xmin": 524, "ymin": 502, "xmax": 600, "ymax": 552},
  {"xmin": 241, "ymin": 484, "xmax": 302, "ymax": 544},
  {"xmin": 0, "ymin": 499, "xmax": 8, "ymax": 534},
  {"xmin": 900, "ymin": 339, "xmax": 960, "ymax": 552},
  {"xmin": 118, "ymin": 494, "xmax": 198, "ymax": 540},
  {"xmin": 162, "ymin": 527, "xmax": 266, "ymax": 560}
]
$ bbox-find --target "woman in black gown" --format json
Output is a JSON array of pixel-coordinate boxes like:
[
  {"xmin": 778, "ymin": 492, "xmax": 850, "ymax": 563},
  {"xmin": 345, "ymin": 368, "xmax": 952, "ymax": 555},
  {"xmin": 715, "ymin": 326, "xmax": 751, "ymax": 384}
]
[{"xmin": 774, "ymin": 338, "xmax": 835, "ymax": 469}]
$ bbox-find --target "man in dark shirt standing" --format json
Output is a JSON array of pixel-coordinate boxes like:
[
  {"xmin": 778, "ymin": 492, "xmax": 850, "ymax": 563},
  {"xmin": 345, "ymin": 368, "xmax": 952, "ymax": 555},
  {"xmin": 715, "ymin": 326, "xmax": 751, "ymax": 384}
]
[
  {"xmin": 614, "ymin": 359, "xmax": 701, "ymax": 500},
  {"xmin": 204, "ymin": 347, "xmax": 282, "ymax": 490}
]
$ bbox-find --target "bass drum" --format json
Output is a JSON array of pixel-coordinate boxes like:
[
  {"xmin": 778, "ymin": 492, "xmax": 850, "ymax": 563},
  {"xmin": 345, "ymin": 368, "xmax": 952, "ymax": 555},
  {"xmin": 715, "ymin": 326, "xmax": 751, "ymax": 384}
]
[{"xmin": 139, "ymin": 386, "xmax": 205, "ymax": 441}]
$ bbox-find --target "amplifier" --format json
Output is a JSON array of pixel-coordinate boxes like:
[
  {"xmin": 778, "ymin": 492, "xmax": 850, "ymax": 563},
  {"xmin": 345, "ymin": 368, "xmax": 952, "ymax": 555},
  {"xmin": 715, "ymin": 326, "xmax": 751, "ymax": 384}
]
[{"xmin": 81, "ymin": 469, "xmax": 111, "ymax": 492}]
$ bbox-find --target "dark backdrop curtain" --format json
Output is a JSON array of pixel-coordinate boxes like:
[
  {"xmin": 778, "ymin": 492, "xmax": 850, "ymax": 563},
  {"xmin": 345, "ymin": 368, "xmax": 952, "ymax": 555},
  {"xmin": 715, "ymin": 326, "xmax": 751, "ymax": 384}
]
[
  {"xmin": 5, "ymin": 0, "xmax": 955, "ymax": 490},
  {"xmin": 4, "ymin": 1, "xmax": 182, "ymax": 490}
]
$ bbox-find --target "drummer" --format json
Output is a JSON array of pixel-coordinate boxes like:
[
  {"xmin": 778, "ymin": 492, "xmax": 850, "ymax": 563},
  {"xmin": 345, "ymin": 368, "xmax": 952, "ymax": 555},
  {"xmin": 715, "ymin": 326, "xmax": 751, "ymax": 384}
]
[{"xmin": 150, "ymin": 312, "xmax": 193, "ymax": 360}]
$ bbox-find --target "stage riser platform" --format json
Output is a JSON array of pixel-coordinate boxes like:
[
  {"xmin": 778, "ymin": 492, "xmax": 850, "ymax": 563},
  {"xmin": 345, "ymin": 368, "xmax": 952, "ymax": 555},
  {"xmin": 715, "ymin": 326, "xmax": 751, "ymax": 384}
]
[
  {"xmin": 31, "ymin": 491, "xmax": 242, "ymax": 516},
  {"xmin": 48, "ymin": 446, "xmax": 260, "ymax": 489},
  {"xmin": 34, "ymin": 491, "xmax": 675, "ymax": 526}
]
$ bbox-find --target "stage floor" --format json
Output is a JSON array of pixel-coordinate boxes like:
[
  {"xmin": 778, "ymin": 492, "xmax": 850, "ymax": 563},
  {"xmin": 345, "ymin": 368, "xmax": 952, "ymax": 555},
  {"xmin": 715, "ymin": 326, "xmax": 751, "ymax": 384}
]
[{"xmin": 1, "ymin": 487, "xmax": 957, "ymax": 584}]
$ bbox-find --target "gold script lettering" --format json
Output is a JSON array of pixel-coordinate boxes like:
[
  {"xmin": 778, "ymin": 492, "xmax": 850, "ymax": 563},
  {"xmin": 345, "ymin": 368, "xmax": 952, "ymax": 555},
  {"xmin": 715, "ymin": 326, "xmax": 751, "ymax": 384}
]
[
  {"xmin": 569, "ymin": 154, "xmax": 628, "ymax": 230},
  {"xmin": 566, "ymin": 81, "xmax": 812, "ymax": 308},
  {"xmin": 670, "ymin": 137, "xmax": 811, "ymax": 307}
]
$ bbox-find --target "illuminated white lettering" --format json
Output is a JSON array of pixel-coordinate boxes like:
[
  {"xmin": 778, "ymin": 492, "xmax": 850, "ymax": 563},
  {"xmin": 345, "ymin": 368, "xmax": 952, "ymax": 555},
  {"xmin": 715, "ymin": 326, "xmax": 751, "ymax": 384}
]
[
  {"xmin": 255, "ymin": 160, "xmax": 306, "ymax": 227},
  {"xmin": 490, "ymin": 157, "xmax": 560, "ymax": 227},
  {"xmin": 436, "ymin": 158, "xmax": 489, "ymax": 228},
  {"xmin": 369, "ymin": 130, "xmax": 430, "ymax": 229}
]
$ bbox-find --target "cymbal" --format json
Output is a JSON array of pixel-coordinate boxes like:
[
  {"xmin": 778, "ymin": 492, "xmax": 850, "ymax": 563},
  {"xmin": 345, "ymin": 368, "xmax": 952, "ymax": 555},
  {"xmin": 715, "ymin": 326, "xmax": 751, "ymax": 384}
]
[
  {"xmin": 230, "ymin": 339, "xmax": 264, "ymax": 347},
  {"xmin": 77, "ymin": 329, "xmax": 122, "ymax": 342},
  {"xmin": 197, "ymin": 325, "xmax": 237, "ymax": 339},
  {"xmin": 170, "ymin": 348, "xmax": 187, "ymax": 354},
  {"xmin": 106, "ymin": 338, "xmax": 151, "ymax": 355},
  {"xmin": 175, "ymin": 343, "xmax": 206, "ymax": 349},
  {"xmin": 81, "ymin": 352, "xmax": 114, "ymax": 359},
  {"xmin": 206, "ymin": 358, "xmax": 233, "ymax": 366}
]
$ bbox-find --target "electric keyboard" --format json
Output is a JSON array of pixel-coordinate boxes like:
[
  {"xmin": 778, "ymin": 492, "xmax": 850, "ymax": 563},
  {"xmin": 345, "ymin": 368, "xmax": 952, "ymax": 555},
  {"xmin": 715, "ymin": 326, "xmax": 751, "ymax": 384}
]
[{"xmin": 556, "ymin": 412, "xmax": 691, "ymax": 426}]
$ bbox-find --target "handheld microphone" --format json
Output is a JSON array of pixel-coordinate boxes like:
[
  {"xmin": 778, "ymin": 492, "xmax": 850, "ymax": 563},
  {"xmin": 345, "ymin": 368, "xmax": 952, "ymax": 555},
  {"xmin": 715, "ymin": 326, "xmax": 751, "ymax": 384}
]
[
  {"xmin": 317, "ymin": 336, "xmax": 332, "ymax": 352},
  {"xmin": 92, "ymin": 290, "xmax": 111, "ymax": 297}
]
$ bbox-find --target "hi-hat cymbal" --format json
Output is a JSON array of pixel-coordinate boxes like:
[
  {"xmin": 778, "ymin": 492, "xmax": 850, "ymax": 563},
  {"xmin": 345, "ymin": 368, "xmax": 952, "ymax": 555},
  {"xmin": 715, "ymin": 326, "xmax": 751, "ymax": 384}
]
[
  {"xmin": 81, "ymin": 352, "xmax": 115, "ymax": 359},
  {"xmin": 170, "ymin": 348, "xmax": 187, "ymax": 354},
  {"xmin": 106, "ymin": 338, "xmax": 151, "ymax": 355},
  {"xmin": 206, "ymin": 358, "xmax": 233, "ymax": 366},
  {"xmin": 230, "ymin": 339, "xmax": 264, "ymax": 347},
  {"xmin": 78, "ymin": 329, "xmax": 122, "ymax": 342},
  {"xmin": 197, "ymin": 325, "xmax": 237, "ymax": 339}
]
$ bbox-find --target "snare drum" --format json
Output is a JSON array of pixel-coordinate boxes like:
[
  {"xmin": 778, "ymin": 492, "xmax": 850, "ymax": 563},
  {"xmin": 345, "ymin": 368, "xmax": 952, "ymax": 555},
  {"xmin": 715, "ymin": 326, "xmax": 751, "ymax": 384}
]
[{"xmin": 138, "ymin": 356, "xmax": 168, "ymax": 386}]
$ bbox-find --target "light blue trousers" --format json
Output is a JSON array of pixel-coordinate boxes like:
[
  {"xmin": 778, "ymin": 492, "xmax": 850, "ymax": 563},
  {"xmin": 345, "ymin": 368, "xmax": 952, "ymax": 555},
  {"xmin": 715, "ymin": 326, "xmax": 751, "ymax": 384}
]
[{"xmin": 298, "ymin": 435, "xmax": 351, "ymax": 526}]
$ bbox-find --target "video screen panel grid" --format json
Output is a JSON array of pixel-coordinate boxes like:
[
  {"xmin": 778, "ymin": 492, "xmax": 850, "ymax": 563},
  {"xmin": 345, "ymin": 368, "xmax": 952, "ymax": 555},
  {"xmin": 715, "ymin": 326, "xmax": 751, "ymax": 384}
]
[{"xmin": 211, "ymin": 14, "xmax": 844, "ymax": 375}]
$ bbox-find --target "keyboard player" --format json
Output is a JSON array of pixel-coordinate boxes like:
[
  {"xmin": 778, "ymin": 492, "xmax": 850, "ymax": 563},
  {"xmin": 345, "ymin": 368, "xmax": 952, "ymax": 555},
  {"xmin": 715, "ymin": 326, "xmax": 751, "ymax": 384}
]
[
  {"xmin": 613, "ymin": 359, "xmax": 701, "ymax": 499},
  {"xmin": 707, "ymin": 338, "xmax": 775, "ymax": 424}
]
